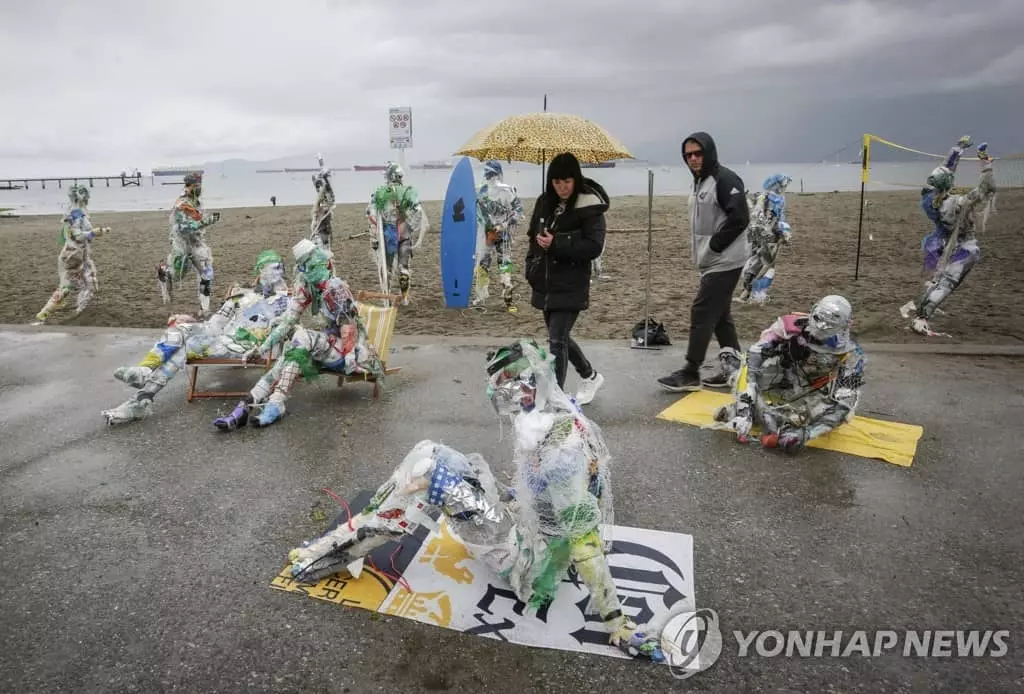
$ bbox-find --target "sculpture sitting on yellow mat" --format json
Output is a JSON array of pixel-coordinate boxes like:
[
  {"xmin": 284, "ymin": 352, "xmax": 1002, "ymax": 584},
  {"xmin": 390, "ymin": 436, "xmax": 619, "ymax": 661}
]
[{"xmin": 714, "ymin": 295, "xmax": 866, "ymax": 454}]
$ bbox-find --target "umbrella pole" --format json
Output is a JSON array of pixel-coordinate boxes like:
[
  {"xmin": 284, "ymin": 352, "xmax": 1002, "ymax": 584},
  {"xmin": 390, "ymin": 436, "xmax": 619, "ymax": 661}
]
[{"xmin": 541, "ymin": 94, "xmax": 547, "ymax": 189}]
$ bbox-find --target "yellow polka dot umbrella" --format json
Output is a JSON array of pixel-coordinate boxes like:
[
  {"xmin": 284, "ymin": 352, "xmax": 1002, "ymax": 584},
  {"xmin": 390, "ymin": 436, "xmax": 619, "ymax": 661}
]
[{"xmin": 454, "ymin": 112, "xmax": 634, "ymax": 165}]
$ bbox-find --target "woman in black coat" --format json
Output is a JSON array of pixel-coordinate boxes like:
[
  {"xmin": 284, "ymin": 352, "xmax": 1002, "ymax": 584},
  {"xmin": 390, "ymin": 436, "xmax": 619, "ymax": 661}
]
[{"xmin": 524, "ymin": 152, "xmax": 608, "ymax": 405}]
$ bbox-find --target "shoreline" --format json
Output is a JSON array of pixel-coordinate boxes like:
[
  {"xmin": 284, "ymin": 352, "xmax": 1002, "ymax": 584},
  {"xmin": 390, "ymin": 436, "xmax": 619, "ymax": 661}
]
[{"xmin": 0, "ymin": 188, "xmax": 917, "ymax": 219}]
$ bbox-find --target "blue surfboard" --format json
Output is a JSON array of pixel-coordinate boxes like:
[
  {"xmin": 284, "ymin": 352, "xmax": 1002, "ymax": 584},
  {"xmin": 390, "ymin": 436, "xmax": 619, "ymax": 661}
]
[{"xmin": 441, "ymin": 157, "xmax": 477, "ymax": 308}]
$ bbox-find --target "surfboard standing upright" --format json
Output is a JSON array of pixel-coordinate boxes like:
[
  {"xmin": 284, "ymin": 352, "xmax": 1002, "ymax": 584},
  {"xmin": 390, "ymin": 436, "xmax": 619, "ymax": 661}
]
[{"xmin": 440, "ymin": 158, "xmax": 477, "ymax": 309}]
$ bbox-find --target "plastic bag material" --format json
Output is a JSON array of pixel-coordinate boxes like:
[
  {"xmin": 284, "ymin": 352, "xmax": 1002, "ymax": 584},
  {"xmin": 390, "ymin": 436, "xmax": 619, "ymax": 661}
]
[{"xmin": 505, "ymin": 406, "xmax": 615, "ymax": 610}]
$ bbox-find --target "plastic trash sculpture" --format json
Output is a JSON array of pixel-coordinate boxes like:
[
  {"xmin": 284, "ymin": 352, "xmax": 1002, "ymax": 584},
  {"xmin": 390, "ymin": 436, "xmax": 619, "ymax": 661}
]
[
  {"xmin": 102, "ymin": 250, "xmax": 290, "ymax": 425},
  {"xmin": 213, "ymin": 240, "xmax": 385, "ymax": 430},
  {"xmin": 738, "ymin": 173, "xmax": 792, "ymax": 305},
  {"xmin": 714, "ymin": 295, "xmax": 866, "ymax": 454},
  {"xmin": 157, "ymin": 171, "xmax": 221, "ymax": 316},
  {"xmin": 473, "ymin": 160, "xmax": 525, "ymax": 311},
  {"xmin": 901, "ymin": 141, "xmax": 997, "ymax": 337},
  {"xmin": 32, "ymin": 185, "xmax": 109, "ymax": 324},
  {"xmin": 287, "ymin": 338, "xmax": 665, "ymax": 661},
  {"xmin": 365, "ymin": 162, "xmax": 430, "ymax": 304}
]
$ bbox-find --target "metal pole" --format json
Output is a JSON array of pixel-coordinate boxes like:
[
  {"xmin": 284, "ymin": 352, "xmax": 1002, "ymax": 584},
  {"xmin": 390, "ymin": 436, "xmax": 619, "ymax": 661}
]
[
  {"xmin": 632, "ymin": 170, "xmax": 660, "ymax": 350},
  {"xmin": 854, "ymin": 133, "xmax": 870, "ymax": 280},
  {"xmin": 854, "ymin": 181, "xmax": 866, "ymax": 280},
  {"xmin": 644, "ymin": 169, "xmax": 654, "ymax": 344}
]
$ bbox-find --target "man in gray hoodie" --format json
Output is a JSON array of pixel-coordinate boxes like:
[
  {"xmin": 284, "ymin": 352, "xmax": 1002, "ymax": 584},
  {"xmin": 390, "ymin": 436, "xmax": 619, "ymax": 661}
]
[{"xmin": 658, "ymin": 132, "xmax": 749, "ymax": 392}]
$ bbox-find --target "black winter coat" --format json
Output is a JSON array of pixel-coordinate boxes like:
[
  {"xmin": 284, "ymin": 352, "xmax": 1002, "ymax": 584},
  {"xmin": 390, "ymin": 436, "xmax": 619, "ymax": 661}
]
[{"xmin": 524, "ymin": 179, "xmax": 609, "ymax": 312}]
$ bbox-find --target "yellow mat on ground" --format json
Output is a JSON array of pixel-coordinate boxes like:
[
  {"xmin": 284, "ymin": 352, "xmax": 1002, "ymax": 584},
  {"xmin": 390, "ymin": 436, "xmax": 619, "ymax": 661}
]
[{"xmin": 656, "ymin": 391, "xmax": 923, "ymax": 467}]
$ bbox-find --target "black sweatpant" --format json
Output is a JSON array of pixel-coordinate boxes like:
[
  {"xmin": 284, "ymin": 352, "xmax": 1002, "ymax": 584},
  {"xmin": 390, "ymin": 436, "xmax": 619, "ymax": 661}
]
[
  {"xmin": 543, "ymin": 310, "xmax": 594, "ymax": 389},
  {"xmin": 684, "ymin": 267, "xmax": 742, "ymax": 372}
]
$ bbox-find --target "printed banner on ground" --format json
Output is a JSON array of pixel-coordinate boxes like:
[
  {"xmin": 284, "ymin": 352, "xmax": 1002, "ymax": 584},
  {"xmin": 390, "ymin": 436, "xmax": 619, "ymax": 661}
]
[{"xmin": 272, "ymin": 512, "xmax": 695, "ymax": 661}]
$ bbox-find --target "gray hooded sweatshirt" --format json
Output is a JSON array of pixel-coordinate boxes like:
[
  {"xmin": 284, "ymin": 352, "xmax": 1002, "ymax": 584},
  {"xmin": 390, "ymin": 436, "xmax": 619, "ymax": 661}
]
[{"xmin": 683, "ymin": 132, "xmax": 750, "ymax": 275}]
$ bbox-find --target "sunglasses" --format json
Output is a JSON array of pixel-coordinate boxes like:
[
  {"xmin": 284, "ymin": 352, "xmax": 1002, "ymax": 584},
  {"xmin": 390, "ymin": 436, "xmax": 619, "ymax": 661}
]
[{"xmin": 684, "ymin": 151, "xmax": 704, "ymax": 160}]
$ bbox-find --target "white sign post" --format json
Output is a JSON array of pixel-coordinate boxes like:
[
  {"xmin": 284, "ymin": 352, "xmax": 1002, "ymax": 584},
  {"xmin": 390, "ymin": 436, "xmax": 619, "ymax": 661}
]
[{"xmin": 389, "ymin": 107, "xmax": 412, "ymax": 170}]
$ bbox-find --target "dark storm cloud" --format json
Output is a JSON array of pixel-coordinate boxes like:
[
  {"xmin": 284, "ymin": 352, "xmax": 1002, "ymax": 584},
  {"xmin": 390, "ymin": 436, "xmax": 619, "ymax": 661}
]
[{"xmin": 0, "ymin": 0, "xmax": 1020, "ymax": 175}]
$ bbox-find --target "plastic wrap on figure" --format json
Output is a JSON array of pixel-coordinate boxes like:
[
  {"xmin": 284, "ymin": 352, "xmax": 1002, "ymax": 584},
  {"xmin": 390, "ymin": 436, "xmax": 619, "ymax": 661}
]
[
  {"xmin": 157, "ymin": 171, "xmax": 221, "ymax": 316},
  {"xmin": 900, "ymin": 143, "xmax": 997, "ymax": 337},
  {"xmin": 286, "ymin": 338, "xmax": 665, "ymax": 662},
  {"xmin": 33, "ymin": 185, "xmax": 109, "ymax": 324},
  {"xmin": 212, "ymin": 240, "xmax": 385, "ymax": 430},
  {"xmin": 943, "ymin": 135, "xmax": 973, "ymax": 175},
  {"xmin": 738, "ymin": 174, "xmax": 792, "ymax": 305},
  {"xmin": 365, "ymin": 162, "xmax": 430, "ymax": 304},
  {"xmin": 310, "ymin": 155, "xmax": 336, "ymax": 255},
  {"xmin": 473, "ymin": 160, "xmax": 525, "ymax": 311},
  {"xmin": 713, "ymin": 295, "xmax": 866, "ymax": 455},
  {"xmin": 102, "ymin": 251, "xmax": 291, "ymax": 425}
]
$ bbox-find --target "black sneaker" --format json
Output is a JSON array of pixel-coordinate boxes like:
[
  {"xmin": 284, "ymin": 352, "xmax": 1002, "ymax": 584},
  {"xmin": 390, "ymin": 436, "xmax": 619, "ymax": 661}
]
[
  {"xmin": 701, "ymin": 370, "xmax": 732, "ymax": 388},
  {"xmin": 657, "ymin": 369, "xmax": 702, "ymax": 393}
]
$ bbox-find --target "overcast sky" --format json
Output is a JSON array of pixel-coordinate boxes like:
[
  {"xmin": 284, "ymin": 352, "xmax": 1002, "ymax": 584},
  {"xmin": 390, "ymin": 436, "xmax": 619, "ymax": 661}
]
[{"xmin": 1, "ymin": 0, "xmax": 1021, "ymax": 176}]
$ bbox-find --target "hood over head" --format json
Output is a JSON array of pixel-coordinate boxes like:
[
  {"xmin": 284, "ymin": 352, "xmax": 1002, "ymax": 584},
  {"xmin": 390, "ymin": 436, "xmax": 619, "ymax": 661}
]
[{"xmin": 682, "ymin": 131, "xmax": 719, "ymax": 180}]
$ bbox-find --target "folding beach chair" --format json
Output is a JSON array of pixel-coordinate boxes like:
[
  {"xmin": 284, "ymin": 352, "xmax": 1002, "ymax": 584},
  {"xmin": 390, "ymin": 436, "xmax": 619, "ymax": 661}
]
[{"xmin": 334, "ymin": 290, "xmax": 403, "ymax": 399}]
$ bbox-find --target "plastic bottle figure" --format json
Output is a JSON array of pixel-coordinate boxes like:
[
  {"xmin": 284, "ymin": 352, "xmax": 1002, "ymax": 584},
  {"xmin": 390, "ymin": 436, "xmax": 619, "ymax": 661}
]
[
  {"xmin": 714, "ymin": 295, "xmax": 866, "ymax": 454},
  {"xmin": 738, "ymin": 174, "xmax": 792, "ymax": 305},
  {"xmin": 310, "ymin": 155, "xmax": 336, "ymax": 254},
  {"xmin": 102, "ymin": 250, "xmax": 290, "ymax": 425},
  {"xmin": 212, "ymin": 240, "xmax": 385, "ymax": 430},
  {"xmin": 33, "ymin": 185, "xmax": 109, "ymax": 325},
  {"xmin": 286, "ymin": 338, "xmax": 666, "ymax": 662},
  {"xmin": 900, "ymin": 143, "xmax": 996, "ymax": 336},
  {"xmin": 365, "ymin": 163, "xmax": 429, "ymax": 304},
  {"xmin": 157, "ymin": 171, "xmax": 221, "ymax": 316},
  {"xmin": 473, "ymin": 160, "xmax": 524, "ymax": 311}
]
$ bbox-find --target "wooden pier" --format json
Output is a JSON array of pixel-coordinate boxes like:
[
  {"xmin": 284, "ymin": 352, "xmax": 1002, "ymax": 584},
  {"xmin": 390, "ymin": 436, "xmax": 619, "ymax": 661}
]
[{"xmin": 0, "ymin": 173, "xmax": 146, "ymax": 190}]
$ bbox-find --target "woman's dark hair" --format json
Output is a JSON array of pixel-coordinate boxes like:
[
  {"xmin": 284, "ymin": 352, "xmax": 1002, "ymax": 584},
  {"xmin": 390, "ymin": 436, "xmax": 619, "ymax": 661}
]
[{"xmin": 541, "ymin": 152, "xmax": 585, "ymax": 220}]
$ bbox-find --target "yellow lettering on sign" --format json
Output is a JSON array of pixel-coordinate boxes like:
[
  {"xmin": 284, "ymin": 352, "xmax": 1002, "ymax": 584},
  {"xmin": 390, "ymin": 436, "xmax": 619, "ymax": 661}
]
[{"xmin": 270, "ymin": 564, "xmax": 394, "ymax": 611}]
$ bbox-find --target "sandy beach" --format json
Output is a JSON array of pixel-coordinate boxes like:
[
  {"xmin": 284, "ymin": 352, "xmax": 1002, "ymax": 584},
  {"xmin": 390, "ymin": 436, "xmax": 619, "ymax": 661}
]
[{"xmin": 2, "ymin": 189, "xmax": 1021, "ymax": 345}]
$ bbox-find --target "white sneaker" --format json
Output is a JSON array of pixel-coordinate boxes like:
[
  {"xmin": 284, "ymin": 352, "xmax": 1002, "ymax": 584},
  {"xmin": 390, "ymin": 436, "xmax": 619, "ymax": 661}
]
[
  {"xmin": 575, "ymin": 372, "xmax": 605, "ymax": 406},
  {"xmin": 899, "ymin": 300, "xmax": 917, "ymax": 319}
]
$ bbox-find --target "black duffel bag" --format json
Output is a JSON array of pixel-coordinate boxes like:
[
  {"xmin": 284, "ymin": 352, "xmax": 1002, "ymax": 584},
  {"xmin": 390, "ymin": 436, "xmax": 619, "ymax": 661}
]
[{"xmin": 631, "ymin": 318, "xmax": 671, "ymax": 346}]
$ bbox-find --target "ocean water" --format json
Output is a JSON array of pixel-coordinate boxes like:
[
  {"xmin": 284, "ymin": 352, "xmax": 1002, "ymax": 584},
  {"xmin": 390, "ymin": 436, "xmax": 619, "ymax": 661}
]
[{"xmin": 1, "ymin": 159, "xmax": 1018, "ymax": 216}]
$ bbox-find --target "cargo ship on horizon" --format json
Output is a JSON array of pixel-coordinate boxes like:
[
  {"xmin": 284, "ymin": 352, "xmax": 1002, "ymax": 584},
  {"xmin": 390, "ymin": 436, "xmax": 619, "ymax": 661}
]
[{"xmin": 151, "ymin": 165, "xmax": 204, "ymax": 176}]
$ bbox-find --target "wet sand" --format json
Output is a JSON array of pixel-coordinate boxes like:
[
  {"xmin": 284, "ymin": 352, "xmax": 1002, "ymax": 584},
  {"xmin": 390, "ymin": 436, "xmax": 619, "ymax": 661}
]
[{"xmin": 2, "ymin": 189, "xmax": 1021, "ymax": 345}]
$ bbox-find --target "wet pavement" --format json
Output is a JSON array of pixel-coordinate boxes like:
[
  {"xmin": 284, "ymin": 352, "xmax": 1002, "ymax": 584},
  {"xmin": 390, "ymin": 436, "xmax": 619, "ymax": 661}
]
[{"xmin": 1, "ymin": 326, "xmax": 1022, "ymax": 692}]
